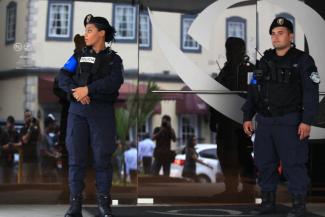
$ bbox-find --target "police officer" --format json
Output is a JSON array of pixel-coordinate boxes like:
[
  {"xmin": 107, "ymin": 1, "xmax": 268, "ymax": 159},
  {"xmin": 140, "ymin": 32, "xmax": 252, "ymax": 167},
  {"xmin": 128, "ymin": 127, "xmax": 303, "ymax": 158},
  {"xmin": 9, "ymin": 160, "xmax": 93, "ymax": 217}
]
[
  {"xmin": 58, "ymin": 14, "xmax": 124, "ymax": 217},
  {"xmin": 242, "ymin": 17, "xmax": 320, "ymax": 217},
  {"xmin": 210, "ymin": 37, "xmax": 255, "ymax": 196}
]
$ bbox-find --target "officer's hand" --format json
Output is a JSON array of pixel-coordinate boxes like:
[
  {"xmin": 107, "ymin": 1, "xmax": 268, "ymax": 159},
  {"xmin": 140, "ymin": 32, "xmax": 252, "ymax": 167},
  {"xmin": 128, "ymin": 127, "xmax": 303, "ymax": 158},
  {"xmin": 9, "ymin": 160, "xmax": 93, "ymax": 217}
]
[
  {"xmin": 72, "ymin": 86, "xmax": 89, "ymax": 101},
  {"xmin": 298, "ymin": 123, "xmax": 311, "ymax": 140},
  {"xmin": 79, "ymin": 96, "xmax": 90, "ymax": 105},
  {"xmin": 243, "ymin": 121, "xmax": 254, "ymax": 136}
]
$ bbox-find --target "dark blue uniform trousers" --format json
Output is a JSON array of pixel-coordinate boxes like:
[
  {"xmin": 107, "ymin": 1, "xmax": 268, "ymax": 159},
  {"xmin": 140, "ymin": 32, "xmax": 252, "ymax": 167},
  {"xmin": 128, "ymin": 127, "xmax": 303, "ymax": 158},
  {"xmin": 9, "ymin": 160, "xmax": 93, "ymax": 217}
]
[
  {"xmin": 254, "ymin": 113, "xmax": 309, "ymax": 196},
  {"xmin": 66, "ymin": 106, "xmax": 116, "ymax": 196}
]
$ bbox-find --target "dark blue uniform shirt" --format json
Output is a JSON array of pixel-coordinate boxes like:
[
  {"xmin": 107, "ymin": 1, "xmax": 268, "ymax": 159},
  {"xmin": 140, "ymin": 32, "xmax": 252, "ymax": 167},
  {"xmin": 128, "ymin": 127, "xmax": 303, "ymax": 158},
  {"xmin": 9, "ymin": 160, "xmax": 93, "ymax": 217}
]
[
  {"xmin": 242, "ymin": 47, "xmax": 319, "ymax": 125},
  {"xmin": 58, "ymin": 47, "xmax": 124, "ymax": 116}
]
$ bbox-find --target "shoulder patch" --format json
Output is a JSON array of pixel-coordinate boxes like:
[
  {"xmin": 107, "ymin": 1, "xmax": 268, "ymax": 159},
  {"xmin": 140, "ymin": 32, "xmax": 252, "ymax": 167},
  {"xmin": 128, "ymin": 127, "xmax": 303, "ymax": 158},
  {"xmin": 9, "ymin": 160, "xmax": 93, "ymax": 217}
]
[
  {"xmin": 63, "ymin": 55, "xmax": 77, "ymax": 73},
  {"xmin": 310, "ymin": 72, "xmax": 321, "ymax": 84}
]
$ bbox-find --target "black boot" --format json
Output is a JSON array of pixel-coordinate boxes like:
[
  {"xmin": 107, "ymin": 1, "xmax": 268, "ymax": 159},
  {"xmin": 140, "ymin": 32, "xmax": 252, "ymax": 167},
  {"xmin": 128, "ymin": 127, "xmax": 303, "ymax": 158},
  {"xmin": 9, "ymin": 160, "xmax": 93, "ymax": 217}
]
[
  {"xmin": 287, "ymin": 194, "xmax": 306, "ymax": 217},
  {"xmin": 97, "ymin": 194, "xmax": 114, "ymax": 217},
  {"xmin": 64, "ymin": 194, "xmax": 83, "ymax": 217},
  {"xmin": 250, "ymin": 191, "xmax": 276, "ymax": 215}
]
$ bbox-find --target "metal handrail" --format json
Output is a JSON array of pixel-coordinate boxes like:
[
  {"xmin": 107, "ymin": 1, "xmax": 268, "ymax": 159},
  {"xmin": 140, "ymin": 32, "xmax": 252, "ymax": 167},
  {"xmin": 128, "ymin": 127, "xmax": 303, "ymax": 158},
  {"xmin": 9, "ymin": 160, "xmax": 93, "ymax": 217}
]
[{"xmin": 153, "ymin": 90, "xmax": 325, "ymax": 95}]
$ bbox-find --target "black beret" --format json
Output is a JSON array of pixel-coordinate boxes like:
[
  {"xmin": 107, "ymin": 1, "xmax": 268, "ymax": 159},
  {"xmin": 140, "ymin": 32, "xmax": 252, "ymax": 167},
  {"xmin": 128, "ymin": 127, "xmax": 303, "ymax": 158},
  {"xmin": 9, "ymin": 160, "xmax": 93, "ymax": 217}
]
[
  {"xmin": 83, "ymin": 14, "xmax": 116, "ymax": 42},
  {"xmin": 269, "ymin": 17, "xmax": 293, "ymax": 34},
  {"xmin": 84, "ymin": 14, "xmax": 110, "ymax": 29}
]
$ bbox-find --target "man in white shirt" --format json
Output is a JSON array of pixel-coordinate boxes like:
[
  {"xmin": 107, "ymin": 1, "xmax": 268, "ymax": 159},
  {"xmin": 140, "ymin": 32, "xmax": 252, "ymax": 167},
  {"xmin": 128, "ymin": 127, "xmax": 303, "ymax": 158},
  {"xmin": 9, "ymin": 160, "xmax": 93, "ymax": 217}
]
[
  {"xmin": 138, "ymin": 133, "xmax": 155, "ymax": 174},
  {"xmin": 124, "ymin": 141, "xmax": 137, "ymax": 183}
]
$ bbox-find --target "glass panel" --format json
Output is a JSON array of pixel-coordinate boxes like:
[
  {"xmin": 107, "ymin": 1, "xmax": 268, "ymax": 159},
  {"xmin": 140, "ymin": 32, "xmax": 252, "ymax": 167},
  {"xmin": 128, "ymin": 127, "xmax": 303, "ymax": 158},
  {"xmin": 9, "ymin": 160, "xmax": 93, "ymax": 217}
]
[
  {"xmin": 136, "ymin": 0, "xmax": 258, "ymax": 203},
  {"xmin": 0, "ymin": 0, "xmax": 139, "ymax": 205},
  {"xmin": 0, "ymin": 0, "xmax": 325, "ymax": 210},
  {"xmin": 137, "ymin": 0, "xmax": 325, "ymax": 205}
]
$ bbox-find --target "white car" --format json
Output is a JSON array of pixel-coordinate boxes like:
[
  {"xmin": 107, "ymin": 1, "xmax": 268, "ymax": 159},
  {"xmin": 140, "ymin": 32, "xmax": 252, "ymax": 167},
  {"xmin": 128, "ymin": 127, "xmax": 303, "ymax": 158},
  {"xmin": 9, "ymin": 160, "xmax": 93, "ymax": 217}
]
[{"xmin": 170, "ymin": 144, "xmax": 223, "ymax": 183}]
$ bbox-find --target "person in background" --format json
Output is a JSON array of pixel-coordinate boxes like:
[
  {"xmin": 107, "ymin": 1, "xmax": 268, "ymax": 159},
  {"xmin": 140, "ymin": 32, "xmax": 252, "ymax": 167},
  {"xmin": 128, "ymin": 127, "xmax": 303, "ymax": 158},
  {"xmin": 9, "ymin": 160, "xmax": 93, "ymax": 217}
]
[
  {"xmin": 138, "ymin": 133, "xmax": 155, "ymax": 175},
  {"xmin": 1, "ymin": 116, "xmax": 20, "ymax": 182},
  {"xmin": 4, "ymin": 116, "xmax": 20, "ymax": 146},
  {"xmin": 182, "ymin": 135, "xmax": 213, "ymax": 182},
  {"xmin": 53, "ymin": 34, "xmax": 86, "ymax": 172},
  {"xmin": 39, "ymin": 114, "xmax": 61, "ymax": 182},
  {"xmin": 152, "ymin": 115, "xmax": 176, "ymax": 177},
  {"xmin": 123, "ymin": 141, "xmax": 137, "ymax": 183},
  {"xmin": 210, "ymin": 37, "xmax": 255, "ymax": 196},
  {"xmin": 19, "ymin": 110, "xmax": 40, "ymax": 183}
]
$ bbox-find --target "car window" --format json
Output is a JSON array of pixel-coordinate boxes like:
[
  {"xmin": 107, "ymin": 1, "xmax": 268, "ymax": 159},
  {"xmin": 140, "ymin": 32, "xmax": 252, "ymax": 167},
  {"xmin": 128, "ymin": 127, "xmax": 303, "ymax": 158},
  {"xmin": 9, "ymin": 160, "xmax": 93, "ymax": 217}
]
[{"xmin": 199, "ymin": 148, "xmax": 217, "ymax": 159}]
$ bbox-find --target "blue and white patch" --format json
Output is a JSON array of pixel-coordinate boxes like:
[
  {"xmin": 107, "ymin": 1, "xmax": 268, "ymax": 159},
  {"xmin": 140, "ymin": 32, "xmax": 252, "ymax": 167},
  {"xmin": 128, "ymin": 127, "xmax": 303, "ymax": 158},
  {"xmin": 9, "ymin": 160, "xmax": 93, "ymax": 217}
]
[
  {"xmin": 63, "ymin": 55, "xmax": 77, "ymax": 73},
  {"xmin": 247, "ymin": 72, "xmax": 254, "ymax": 85},
  {"xmin": 248, "ymin": 72, "xmax": 257, "ymax": 85},
  {"xmin": 310, "ymin": 71, "xmax": 321, "ymax": 84},
  {"xmin": 80, "ymin": 56, "xmax": 96, "ymax": 63}
]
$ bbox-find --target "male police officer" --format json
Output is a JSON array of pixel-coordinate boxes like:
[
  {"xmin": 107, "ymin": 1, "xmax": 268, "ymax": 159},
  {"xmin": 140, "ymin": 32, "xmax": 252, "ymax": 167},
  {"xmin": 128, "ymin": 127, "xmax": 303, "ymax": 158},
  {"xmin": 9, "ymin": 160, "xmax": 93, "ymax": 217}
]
[
  {"xmin": 59, "ymin": 14, "xmax": 124, "ymax": 217},
  {"xmin": 210, "ymin": 37, "xmax": 255, "ymax": 197},
  {"xmin": 242, "ymin": 17, "xmax": 320, "ymax": 217}
]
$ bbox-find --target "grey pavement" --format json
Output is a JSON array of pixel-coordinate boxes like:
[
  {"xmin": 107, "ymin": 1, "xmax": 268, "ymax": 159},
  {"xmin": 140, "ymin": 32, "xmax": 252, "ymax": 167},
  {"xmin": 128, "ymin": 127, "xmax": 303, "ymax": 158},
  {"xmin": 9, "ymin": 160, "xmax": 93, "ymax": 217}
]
[
  {"xmin": 0, "ymin": 205, "xmax": 92, "ymax": 217},
  {"xmin": 0, "ymin": 204, "xmax": 324, "ymax": 217}
]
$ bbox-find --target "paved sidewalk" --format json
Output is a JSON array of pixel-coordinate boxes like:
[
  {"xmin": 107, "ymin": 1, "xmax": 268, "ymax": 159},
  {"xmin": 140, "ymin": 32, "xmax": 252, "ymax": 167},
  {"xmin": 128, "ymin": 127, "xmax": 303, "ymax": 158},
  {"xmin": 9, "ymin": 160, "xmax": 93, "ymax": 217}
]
[
  {"xmin": 0, "ymin": 205, "xmax": 92, "ymax": 217},
  {"xmin": 0, "ymin": 204, "xmax": 324, "ymax": 217}
]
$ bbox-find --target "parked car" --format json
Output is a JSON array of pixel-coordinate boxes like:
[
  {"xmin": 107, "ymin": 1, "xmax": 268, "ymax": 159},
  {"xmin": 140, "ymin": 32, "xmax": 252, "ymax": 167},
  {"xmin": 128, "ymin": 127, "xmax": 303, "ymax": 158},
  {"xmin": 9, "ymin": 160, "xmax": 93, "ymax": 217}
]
[{"xmin": 170, "ymin": 144, "xmax": 223, "ymax": 183}]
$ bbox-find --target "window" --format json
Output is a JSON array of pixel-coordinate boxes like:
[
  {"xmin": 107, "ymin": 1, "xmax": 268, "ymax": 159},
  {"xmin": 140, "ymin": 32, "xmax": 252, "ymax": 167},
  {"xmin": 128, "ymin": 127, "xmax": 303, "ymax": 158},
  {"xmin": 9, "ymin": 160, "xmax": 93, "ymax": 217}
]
[
  {"xmin": 226, "ymin": 16, "xmax": 246, "ymax": 42},
  {"xmin": 199, "ymin": 149, "xmax": 217, "ymax": 159},
  {"xmin": 46, "ymin": 1, "xmax": 73, "ymax": 41},
  {"xmin": 6, "ymin": 1, "xmax": 17, "ymax": 44},
  {"xmin": 181, "ymin": 15, "xmax": 201, "ymax": 53},
  {"xmin": 179, "ymin": 115, "xmax": 198, "ymax": 146},
  {"xmin": 113, "ymin": 4, "xmax": 137, "ymax": 43},
  {"xmin": 139, "ymin": 12, "xmax": 152, "ymax": 49}
]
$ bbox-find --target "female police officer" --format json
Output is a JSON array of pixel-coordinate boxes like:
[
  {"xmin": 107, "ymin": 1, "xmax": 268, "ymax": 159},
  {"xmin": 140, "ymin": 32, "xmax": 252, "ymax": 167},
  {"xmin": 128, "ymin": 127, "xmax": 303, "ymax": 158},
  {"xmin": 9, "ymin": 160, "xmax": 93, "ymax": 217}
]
[
  {"xmin": 58, "ymin": 14, "xmax": 123, "ymax": 217},
  {"xmin": 242, "ymin": 17, "xmax": 319, "ymax": 217}
]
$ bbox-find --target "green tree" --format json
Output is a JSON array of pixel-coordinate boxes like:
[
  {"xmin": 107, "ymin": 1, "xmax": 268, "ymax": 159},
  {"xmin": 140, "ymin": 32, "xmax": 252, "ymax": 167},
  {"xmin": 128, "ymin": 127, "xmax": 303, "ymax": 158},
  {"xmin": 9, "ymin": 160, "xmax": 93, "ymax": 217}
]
[{"xmin": 115, "ymin": 81, "xmax": 161, "ymax": 144}]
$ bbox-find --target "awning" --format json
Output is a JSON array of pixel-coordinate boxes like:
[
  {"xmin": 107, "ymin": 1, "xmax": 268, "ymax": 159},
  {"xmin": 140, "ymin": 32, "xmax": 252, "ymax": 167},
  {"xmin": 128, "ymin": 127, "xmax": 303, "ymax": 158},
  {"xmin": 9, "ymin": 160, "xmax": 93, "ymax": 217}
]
[
  {"xmin": 118, "ymin": 82, "xmax": 148, "ymax": 100},
  {"xmin": 38, "ymin": 76, "xmax": 162, "ymax": 114},
  {"xmin": 38, "ymin": 76, "xmax": 207, "ymax": 115},
  {"xmin": 38, "ymin": 75, "xmax": 148, "ymax": 103},
  {"xmin": 176, "ymin": 86, "xmax": 208, "ymax": 115},
  {"xmin": 38, "ymin": 75, "xmax": 57, "ymax": 104}
]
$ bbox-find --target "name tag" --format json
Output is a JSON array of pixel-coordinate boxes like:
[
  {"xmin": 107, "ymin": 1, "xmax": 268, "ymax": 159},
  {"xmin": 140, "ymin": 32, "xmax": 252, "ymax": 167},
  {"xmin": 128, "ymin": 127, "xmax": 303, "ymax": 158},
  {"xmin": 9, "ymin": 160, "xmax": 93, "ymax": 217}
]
[{"xmin": 80, "ymin": 56, "xmax": 96, "ymax": 63}]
